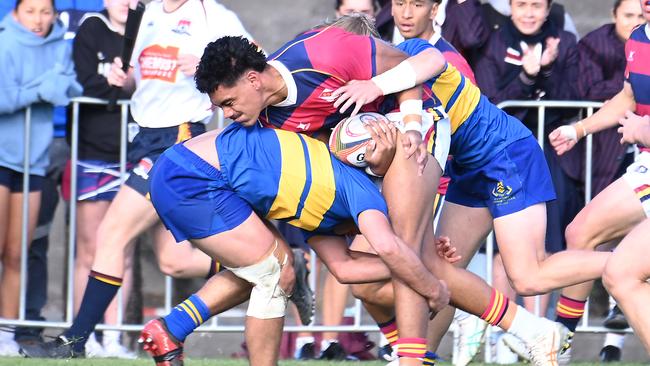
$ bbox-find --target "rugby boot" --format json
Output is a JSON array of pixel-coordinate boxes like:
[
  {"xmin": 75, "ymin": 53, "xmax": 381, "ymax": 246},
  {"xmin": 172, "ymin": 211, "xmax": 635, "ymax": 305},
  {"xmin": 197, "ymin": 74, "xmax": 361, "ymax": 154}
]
[{"xmin": 139, "ymin": 318, "xmax": 184, "ymax": 366}]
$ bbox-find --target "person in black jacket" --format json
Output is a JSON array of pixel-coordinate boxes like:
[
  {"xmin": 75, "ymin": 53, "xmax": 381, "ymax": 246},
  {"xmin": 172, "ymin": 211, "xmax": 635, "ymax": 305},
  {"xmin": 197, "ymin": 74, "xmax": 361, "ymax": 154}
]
[{"xmin": 67, "ymin": 0, "xmax": 136, "ymax": 358}]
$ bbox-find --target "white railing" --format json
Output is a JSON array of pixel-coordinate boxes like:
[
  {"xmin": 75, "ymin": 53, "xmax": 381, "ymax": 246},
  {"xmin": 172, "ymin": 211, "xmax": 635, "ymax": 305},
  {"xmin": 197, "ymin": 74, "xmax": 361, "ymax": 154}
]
[{"xmin": 0, "ymin": 99, "xmax": 630, "ymax": 339}]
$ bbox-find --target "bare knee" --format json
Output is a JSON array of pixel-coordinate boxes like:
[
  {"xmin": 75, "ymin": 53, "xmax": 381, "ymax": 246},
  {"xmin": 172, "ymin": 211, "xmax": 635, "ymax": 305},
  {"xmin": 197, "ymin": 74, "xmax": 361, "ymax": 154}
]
[
  {"xmin": 565, "ymin": 219, "xmax": 594, "ymax": 250},
  {"xmin": 1, "ymin": 247, "xmax": 21, "ymax": 272},
  {"xmin": 602, "ymin": 263, "xmax": 634, "ymax": 299},
  {"xmin": 351, "ymin": 283, "xmax": 374, "ymax": 302},
  {"xmin": 157, "ymin": 257, "xmax": 192, "ymax": 278}
]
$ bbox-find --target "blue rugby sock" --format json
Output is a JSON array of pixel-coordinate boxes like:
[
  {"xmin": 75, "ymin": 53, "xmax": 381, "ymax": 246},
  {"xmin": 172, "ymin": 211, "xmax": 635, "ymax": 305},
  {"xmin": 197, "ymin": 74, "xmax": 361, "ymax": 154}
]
[
  {"xmin": 64, "ymin": 271, "xmax": 122, "ymax": 353},
  {"xmin": 164, "ymin": 294, "xmax": 211, "ymax": 342}
]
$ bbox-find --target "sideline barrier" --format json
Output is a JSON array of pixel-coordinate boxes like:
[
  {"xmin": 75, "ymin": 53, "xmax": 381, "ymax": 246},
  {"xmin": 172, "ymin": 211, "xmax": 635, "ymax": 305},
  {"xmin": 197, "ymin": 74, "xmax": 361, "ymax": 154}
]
[{"xmin": 0, "ymin": 99, "xmax": 631, "ymax": 340}]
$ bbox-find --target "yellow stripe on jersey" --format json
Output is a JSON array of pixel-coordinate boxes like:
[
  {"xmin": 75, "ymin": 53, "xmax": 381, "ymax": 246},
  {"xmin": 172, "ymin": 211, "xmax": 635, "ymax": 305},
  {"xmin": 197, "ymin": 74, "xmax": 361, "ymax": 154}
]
[
  {"xmin": 287, "ymin": 135, "xmax": 336, "ymax": 230},
  {"xmin": 268, "ymin": 131, "xmax": 307, "ymax": 220},
  {"xmin": 431, "ymin": 63, "xmax": 481, "ymax": 133}
]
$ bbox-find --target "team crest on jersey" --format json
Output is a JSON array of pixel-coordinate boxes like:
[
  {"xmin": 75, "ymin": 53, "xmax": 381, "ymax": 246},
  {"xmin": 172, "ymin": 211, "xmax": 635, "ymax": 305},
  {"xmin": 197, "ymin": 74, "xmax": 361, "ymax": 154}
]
[
  {"xmin": 628, "ymin": 51, "xmax": 635, "ymax": 62},
  {"xmin": 492, "ymin": 181, "xmax": 514, "ymax": 205},
  {"xmin": 172, "ymin": 19, "xmax": 191, "ymax": 36},
  {"xmin": 319, "ymin": 88, "xmax": 338, "ymax": 103},
  {"xmin": 296, "ymin": 122, "xmax": 312, "ymax": 130}
]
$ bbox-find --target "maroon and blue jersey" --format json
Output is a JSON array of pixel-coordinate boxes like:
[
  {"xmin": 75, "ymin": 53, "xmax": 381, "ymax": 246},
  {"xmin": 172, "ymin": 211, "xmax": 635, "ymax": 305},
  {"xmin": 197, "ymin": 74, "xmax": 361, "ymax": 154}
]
[
  {"xmin": 625, "ymin": 25, "xmax": 650, "ymax": 117},
  {"xmin": 260, "ymin": 26, "xmax": 381, "ymax": 133}
]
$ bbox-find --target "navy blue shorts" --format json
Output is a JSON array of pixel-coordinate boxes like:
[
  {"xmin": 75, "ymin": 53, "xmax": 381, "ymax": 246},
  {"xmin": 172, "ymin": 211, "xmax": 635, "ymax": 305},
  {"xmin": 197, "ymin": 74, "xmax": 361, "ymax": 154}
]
[
  {"xmin": 149, "ymin": 143, "xmax": 252, "ymax": 243},
  {"xmin": 445, "ymin": 135, "xmax": 556, "ymax": 218},
  {"xmin": 0, "ymin": 166, "xmax": 43, "ymax": 193},
  {"xmin": 125, "ymin": 122, "xmax": 206, "ymax": 197}
]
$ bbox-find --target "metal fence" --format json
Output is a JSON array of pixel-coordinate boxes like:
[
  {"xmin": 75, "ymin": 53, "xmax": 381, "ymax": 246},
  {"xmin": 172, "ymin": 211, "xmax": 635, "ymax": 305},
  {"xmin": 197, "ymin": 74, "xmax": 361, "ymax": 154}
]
[{"xmin": 0, "ymin": 98, "xmax": 630, "ymax": 338}]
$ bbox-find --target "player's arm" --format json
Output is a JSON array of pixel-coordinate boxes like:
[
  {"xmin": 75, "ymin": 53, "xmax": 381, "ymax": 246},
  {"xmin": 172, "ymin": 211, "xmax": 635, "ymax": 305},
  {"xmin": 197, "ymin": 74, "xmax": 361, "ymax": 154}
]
[
  {"xmin": 308, "ymin": 235, "xmax": 392, "ymax": 284},
  {"xmin": 549, "ymin": 81, "xmax": 636, "ymax": 155},
  {"xmin": 358, "ymin": 209, "xmax": 449, "ymax": 314},
  {"xmin": 333, "ymin": 40, "xmax": 446, "ymax": 116}
]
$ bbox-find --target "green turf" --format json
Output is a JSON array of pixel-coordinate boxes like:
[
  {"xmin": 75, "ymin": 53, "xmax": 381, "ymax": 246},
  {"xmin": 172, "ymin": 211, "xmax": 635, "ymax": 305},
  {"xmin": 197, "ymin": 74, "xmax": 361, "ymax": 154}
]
[{"xmin": 0, "ymin": 359, "xmax": 647, "ymax": 366}]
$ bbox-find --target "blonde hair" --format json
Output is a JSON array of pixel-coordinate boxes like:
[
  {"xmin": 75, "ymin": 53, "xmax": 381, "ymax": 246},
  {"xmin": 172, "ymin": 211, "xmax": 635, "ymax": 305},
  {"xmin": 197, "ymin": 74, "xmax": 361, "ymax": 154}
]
[{"xmin": 316, "ymin": 13, "xmax": 380, "ymax": 38}]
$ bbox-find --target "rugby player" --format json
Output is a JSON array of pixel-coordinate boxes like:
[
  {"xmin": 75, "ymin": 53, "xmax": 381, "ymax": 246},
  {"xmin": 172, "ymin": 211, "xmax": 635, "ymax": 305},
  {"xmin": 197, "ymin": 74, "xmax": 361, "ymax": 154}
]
[{"xmin": 547, "ymin": 0, "xmax": 650, "ymax": 347}]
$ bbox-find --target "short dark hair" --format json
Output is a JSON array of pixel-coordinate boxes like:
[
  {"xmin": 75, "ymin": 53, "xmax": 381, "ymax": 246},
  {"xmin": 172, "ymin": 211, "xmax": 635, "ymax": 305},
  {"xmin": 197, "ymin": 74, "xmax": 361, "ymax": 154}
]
[
  {"xmin": 15, "ymin": 0, "xmax": 55, "ymax": 10},
  {"xmin": 335, "ymin": 0, "xmax": 379, "ymax": 12},
  {"xmin": 195, "ymin": 36, "xmax": 267, "ymax": 94}
]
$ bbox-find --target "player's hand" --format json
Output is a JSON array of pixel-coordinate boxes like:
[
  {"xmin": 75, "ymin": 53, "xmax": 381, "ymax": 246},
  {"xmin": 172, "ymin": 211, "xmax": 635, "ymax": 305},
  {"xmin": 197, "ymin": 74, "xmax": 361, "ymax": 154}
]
[
  {"xmin": 332, "ymin": 80, "xmax": 383, "ymax": 117},
  {"xmin": 364, "ymin": 118, "xmax": 397, "ymax": 176},
  {"xmin": 548, "ymin": 124, "xmax": 579, "ymax": 155},
  {"xmin": 402, "ymin": 130, "xmax": 428, "ymax": 176},
  {"xmin": 435, "ymin": 236, "xmax": 461, "ymax": 264},
  {"xmin": 107, "ymin": 57, "xmax": 128, "ymax": 87},
  {"xmin": 178, "ymin": 54, "xmax": 200, "ymax": 77},
  {"xmin": 540, "ymin": 37, "xmax": 560, "ymax": 68},
  {"xmin": 427, "ymin": 280, "xmax": 450, "ymax": 318},
  {"xmin": 618, "ymin": 110, "xmax": 650, "ymax": 144}
]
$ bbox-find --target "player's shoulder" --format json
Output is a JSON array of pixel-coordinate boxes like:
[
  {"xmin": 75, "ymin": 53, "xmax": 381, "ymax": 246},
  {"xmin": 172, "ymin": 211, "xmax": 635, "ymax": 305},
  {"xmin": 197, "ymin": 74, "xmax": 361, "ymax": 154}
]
[{"xmin": 397, "ymin": 37, "xmax": 434, "ymax": 56}]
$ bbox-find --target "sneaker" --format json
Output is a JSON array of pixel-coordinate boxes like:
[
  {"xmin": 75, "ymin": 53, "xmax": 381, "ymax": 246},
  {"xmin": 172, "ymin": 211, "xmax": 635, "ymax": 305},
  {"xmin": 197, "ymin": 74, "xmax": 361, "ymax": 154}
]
[
  {"xmin": 527, "ymin": 322, "xmax": 573, "ymax": 366},
  {"xmin": 103, "ymin": 338, "xmax": 137, "ymax": 359},
  {"xmin": 318, "ymin": 341, "xmax": 349, "ymax": 360},
  {"xmin": 295, "ymin": 342, "xmax": 315, "ymax": 360},
  {"xmin": 85, "ymin": 333, "xmax": 105, "ymax": 358},
  {"xmin": 19, "ymin": 335, "xmax": 84, "ymax": 358},
  {"xmin": 378, "ymin": 343, "xmax": 397, "ymax": 361},
  {"xmin": 289, "ymin": 248, "xmax": 315, "ymax": 325},
  {"xmin": 502, "ymin": 333, "xmax": 530, "ymax": 361},
  {"xmin": 0, "ymin": 338, "xmax": 20, "ymax": 356},
  {"xmin": 558, "ymin": 345, "xmax": 572, "ymax": 365},
  {"xmin": 453, "ymin": 316, "xmax": 487, "ymax": 366},
  {"xmin": 603, "ymin": 306, "xmax": 629, "ymax": 330},
  {"xmin": 139, "ymin": 318, "xmax": 183, "ymax": 366},
  {"xmin": 599, "ymin": 345, "xmax": 622, "ymax": 362}
]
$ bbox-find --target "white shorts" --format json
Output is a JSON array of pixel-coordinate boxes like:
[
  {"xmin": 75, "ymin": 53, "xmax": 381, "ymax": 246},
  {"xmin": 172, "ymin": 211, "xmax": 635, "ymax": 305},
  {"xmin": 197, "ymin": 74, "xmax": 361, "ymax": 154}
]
[
  {"xmin": 386, "ymin": 108, "xmax": 451, "ymax": 172},
  {"xmin": 623, "ymin": 151, "xmax": 650, "ymax": 218},
  {"xmin": 226, "ymin": 245, "xmax": 289, "ymax": 319}
]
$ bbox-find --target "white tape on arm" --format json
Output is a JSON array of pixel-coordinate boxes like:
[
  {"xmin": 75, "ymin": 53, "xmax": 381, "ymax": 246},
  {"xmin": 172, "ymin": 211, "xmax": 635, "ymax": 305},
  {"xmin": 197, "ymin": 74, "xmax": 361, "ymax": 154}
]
[
  {"xmin": 371, "ymin": 60, "xmax": 417, "ymax": 96},
  {"xmin": 558, "ymin": 125, "xmax": 578, "ymax": 141},
  {"xmin": 400, "ymin": 99, "xmax": 423, "ymax": 132}
]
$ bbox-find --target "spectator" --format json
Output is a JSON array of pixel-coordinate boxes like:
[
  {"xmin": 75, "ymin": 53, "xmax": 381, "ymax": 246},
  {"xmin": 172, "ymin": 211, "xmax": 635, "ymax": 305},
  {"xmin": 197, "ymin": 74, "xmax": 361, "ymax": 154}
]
[
  {"xmin": 335, "ymin": 0, "xmax": 378, "ymax": 17},
  {"xmin": 0, "ymin": 0, "xmax": 81, "ymax": 356},
  {"xmin": 65, "ymin": 0, "xmax": 138, "ymax": 358}
]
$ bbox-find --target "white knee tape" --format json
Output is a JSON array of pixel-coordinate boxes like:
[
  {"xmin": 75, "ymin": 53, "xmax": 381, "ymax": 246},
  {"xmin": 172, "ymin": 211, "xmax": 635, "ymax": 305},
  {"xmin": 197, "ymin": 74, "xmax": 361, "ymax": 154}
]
[{"xmin": 227, "ymin": 246, "xmax": 289, "ymax": 319}]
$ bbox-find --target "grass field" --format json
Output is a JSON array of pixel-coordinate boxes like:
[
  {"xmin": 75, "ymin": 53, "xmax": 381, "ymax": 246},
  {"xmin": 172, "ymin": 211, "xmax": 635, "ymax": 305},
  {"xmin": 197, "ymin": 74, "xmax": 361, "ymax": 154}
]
[{"xmin": 0, "ymin": 359, "xmax": 648, "ymax": 366}]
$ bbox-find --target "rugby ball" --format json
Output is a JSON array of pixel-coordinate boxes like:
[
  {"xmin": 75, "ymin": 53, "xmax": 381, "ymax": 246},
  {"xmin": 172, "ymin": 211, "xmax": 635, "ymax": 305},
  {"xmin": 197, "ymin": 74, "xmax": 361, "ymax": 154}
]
[{"xmin": 328, "ymin": 112, "xmax": 389, "ymax": 168}]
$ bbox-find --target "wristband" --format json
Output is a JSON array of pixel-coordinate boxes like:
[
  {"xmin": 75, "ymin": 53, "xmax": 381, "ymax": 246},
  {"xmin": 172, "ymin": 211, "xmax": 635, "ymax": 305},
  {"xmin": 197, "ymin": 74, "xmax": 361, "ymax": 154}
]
[
  {"xmin": 403, "ymin": 121, "xmax": 422, "ymax": 132},
  {"xmin": 400, "ymin": 99, "xmax": 423, "ymax": 115},
  {"xmin": 371, "ymin": 60, "xmax": 417, "ymax": 96},
  {"xmin": 575, "ymin": 121, "xmax": 588, "ymax": 139},
  {"xmin": 365, "ymin": 166, "xmax": 384, "ymax": 177}
]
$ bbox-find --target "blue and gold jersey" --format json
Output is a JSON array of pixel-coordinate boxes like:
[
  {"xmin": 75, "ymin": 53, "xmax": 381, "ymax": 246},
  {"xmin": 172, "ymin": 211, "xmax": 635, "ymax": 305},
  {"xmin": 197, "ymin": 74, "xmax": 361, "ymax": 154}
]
[
  {"xmin": 217, "ymin": 123, "xmax": 387, "ymax": 236},
  {"xmin": 397, "ymin": 39, "xmax": 531, "ymax": 168}
]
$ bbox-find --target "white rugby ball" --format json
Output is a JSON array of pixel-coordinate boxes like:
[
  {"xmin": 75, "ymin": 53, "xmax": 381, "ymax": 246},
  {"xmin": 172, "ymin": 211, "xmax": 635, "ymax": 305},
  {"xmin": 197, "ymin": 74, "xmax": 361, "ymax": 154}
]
[{"xmin": 328, "ymin": 112, "xmax": 390, "ymax": 168}]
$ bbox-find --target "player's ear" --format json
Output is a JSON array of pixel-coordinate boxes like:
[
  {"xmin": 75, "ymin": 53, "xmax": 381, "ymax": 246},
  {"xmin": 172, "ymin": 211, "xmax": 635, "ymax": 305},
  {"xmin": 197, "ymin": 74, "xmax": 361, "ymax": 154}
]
[
  {"xmin": 245, "ymin": 70, "xmax": 262, "ymax": 90},
  {"xmin": 429, "ymin": 2, "xmax": 439, "ymax": 21}
]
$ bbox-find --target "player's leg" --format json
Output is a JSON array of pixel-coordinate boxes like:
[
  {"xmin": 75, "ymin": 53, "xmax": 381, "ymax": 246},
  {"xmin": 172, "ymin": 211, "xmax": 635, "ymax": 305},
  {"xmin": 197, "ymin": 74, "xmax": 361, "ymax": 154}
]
[
  {"xmin": 426, "ymin": 201, "xmax": 493, "ymax": 351},
  {"xmin": 495, "ymin": 203, "xmax": 609, "ymax": 295},
  {"xmin": 603, "ymin": 218, "xmax": 650, "ymax": 353},
  {"xmin": 557, "ymin": 177, "xmax": 645, "ymax": 331},
  {"xmin": 2, "ymin": 190, "xmax": 40, "ymax": 319},
  {"xmin": 381, "ymin": 131, "xmax": 442, "ymax": 364},
  {"xmin": 152, "ymin": 223, "xmax": 212, "ymax": 279}
]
